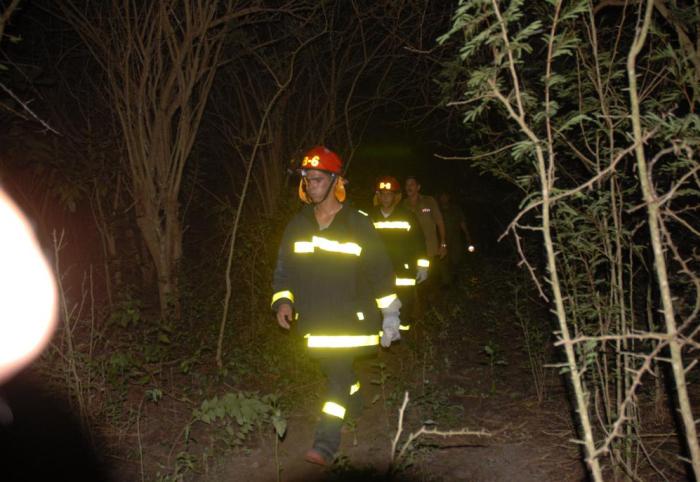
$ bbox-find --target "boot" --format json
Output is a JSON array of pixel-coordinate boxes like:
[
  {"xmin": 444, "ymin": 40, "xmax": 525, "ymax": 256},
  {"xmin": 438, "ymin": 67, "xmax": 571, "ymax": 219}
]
[{"xmin": 304, "ymin": 446, "xmax": 332, "ymax": 466}]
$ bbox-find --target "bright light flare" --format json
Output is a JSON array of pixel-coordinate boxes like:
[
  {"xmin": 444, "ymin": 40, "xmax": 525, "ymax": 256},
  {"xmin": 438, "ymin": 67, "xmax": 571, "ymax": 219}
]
[
  {"xmin": 468, "ymin": 245, "xmax": 476, "ymax": 253},
  {"xmin": 0, "ymin": 189, "xmax": 57, "ymax": 384}
]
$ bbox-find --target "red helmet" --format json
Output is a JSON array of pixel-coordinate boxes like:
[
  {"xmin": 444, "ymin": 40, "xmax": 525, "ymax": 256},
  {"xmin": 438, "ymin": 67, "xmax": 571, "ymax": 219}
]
[
  {"xmin": 375, "ymin": 176, "xmax": 400, "ymax": 193},
  {"xmin": 301, "ymin": 146, "xmax": 343, "ymax": 175},
  {"xmin": 298, "ymin": 146, "xmax": 346, "ymax": 204}
]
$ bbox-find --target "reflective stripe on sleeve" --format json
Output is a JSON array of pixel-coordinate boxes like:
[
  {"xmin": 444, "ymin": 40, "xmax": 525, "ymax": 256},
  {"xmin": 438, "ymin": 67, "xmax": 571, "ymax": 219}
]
[
  {"xmin": 271, "ymin": 290, "xmax": 294, "ymax": 306},
  {"xmin": 376, "ymin": 293, "xmax": 397, "ymax": 309},
  {"xmin": 322, "ymin": 401, "xmax": 346, "ymax": 419},
  {"xmin": 417, "ymin": 259, "xmax": 430, "ymax": 268},
  {"xmin": 395, "ymin": 277, "xmax": 416, "ymax": 286},
  {"xmin": 305, "ymin": 334, "xmax": 380, "ymax": 348},
  {"xmin": 350, "ymin": 382, "xmax": 360, "ymax": 395}
]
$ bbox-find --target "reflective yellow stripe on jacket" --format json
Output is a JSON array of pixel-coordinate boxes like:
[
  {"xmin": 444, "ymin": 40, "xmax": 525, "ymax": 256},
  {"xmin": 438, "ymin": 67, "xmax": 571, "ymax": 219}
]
[
  {"xmin": 294, "ymin": 236, "xmax": 362, "ymax": 256},
  {"xmin": 305, "ymin": 325, "xmax": 411, "ymax": 349},
  {"xmin": 373, "ymin": 221, "xmax": 411, "ymax": 231}
]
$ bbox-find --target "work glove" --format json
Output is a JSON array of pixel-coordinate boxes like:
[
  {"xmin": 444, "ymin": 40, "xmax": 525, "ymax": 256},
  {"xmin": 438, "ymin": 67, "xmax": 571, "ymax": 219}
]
[
  {"xmin": 415, "ymin": 266, "xmax": 428, "ymax": 284},
  {"xmin": 380, "ymin": 297, "xmax": 402, "ymax": 348},
  {"xmin": 381, "ymin": 314, "xmax": 401, "ymax": 347}
]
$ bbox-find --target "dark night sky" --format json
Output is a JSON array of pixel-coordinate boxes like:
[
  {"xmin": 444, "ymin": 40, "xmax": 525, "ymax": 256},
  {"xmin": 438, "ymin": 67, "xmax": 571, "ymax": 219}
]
[{"xmin": 0, "ymin": 1, "xmax": 520, "ymax": 256}]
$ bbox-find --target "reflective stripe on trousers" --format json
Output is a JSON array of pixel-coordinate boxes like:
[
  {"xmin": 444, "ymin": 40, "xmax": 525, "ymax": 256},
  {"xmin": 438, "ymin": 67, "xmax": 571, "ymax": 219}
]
[
  {"xmin": 322, "ymin": 401, "xmax": 346, "ymax": 419},
  {"xmin": 305, "ymin": 334, "xmax": 380, "ymax": 348}
]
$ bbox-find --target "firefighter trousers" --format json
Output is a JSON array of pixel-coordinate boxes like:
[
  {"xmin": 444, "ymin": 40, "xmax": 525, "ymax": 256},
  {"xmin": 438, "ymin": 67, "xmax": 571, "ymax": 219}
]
[
  {"xmin": 313, "ymin": 354, "xmax": 363, "ymax": 460},
  {"xmin": 396, "ymin": 285, "xmax": 416, "ymax": 322}
]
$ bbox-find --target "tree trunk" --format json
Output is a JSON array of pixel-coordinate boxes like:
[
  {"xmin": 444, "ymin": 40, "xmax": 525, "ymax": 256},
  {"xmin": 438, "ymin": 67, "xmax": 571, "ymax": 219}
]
[
  {"xmin": 135, "ymin": 192, "xmax": 182, "ymax": 318},
  {"xmin": 627, "ymin": 1, "xmax": 700, "ymax": 476}
]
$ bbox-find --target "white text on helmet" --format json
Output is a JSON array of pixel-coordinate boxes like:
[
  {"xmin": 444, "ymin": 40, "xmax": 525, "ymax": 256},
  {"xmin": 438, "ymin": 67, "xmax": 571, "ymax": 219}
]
[{"xmin": 302, "ymin": 155, "xmax": 320, "ymax": 167}]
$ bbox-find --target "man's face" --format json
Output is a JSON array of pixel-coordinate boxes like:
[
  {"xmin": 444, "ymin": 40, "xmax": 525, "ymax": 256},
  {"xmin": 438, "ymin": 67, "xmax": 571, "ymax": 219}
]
[
  {"xmin": 405, "ymin": 178, "xmax": 420, "ymax": 197},
  {"xmin": 378, "ymin": 190, "xmax": 396, "ymax": 209},
  {"xmin": 303, "ymin": 170, "xmax": 333, "ymax": 203}
]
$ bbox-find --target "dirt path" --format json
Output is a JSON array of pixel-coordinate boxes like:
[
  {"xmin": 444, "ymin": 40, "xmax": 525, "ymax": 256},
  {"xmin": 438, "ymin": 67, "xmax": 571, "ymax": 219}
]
[{"xmin": 201, "ymin": 256, "xmax": 586, "ymax": 482}]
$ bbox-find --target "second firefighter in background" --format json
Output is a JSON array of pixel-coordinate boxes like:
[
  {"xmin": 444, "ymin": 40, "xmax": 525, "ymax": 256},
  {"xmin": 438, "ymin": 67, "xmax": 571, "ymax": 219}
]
[{"xmin": 369, "ymin": 176, "xmax": 429, "ymax": 325}]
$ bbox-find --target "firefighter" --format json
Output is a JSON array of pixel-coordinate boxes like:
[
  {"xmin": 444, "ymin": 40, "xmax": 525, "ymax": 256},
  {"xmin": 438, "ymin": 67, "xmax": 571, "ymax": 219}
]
[
  {"xmin": 437, "ymin": 191, "xmax": 475, "ymax": 287},
  {"xmin": 271, "ymin": 146, "xmax": 401, "ymax": 466},
  {"xmin": 369, "ymin": 176, "xmax": 429, "ymax": 325},
  {"xmin": 402, "ymin": 176, "xmax": 448, "ymax": 313},
  {"xmin": 402, "ymin": 176, "xmax": 447, "ymax": 264}
]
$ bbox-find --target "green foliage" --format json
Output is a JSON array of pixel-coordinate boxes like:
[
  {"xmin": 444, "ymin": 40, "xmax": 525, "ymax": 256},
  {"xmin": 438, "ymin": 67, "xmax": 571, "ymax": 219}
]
[
  {"xmin": 482, "ymin": 340, "xmax": 507, "ymax": 394},
  {"xmin": 178, "ymin": 347, "xmax": 206, "ymax": 375},
  {"xmin": 108, "ymin": 290, "xmax": 143, "ymax": 329},
  {"xmin": 370, "ymin": 362, "xmax": 390, "ymax": 388},
  {"xmin": 155, "ymin": 451, "xmax": 198, "ymax": 482},
  {"xmin": 412, "ymin": 384, "xmax": 465, "ymax": 427},
  {"xmin": 440, "ymin": 0, "xmax": 700, "ymax": 476},
  {"xmin": 146, "ymin": 388, "xmax": 163, "ymax": 403},
  {"xmin": 192, "ymin": 391, "xmax": 287, "ymax": 447}
]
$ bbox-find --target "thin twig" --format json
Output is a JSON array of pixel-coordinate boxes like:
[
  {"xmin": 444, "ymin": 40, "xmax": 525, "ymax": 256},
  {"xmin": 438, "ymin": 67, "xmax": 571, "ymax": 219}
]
[
  {"xmin": 390, "ymin": 392, "xmax": 490, "ymax": 465},
  {"xmin": 0, "ymin": 81, "xmax": 60, "ymax": 134}
]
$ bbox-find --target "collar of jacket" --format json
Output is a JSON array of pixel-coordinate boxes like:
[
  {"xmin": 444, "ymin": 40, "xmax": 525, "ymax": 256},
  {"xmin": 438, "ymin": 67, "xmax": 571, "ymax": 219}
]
[
  {"xmin": 301, "ymin": 202, "xmax": 350, "ymax": 225},
  {"xmin": 372, "ymin": 205, "xmax": 410, "ymax": 220}
]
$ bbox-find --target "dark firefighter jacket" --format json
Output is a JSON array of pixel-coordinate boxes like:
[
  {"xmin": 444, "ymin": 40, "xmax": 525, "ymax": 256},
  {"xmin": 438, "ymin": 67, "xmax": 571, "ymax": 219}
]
[
  {"xmin": 369, "ymin": 205, "xmax": 428, "ymax": 287},
  {"xmin": 271, "ymin": 204, "xmax": 397, "ymax": 348}
]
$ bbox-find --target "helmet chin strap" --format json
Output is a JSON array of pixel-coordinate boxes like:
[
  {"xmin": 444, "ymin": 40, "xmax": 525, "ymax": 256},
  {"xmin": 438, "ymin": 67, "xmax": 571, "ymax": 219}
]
[{"xmin": 313, "ymin": 174, "xmax": 337, "ymax": 206}]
